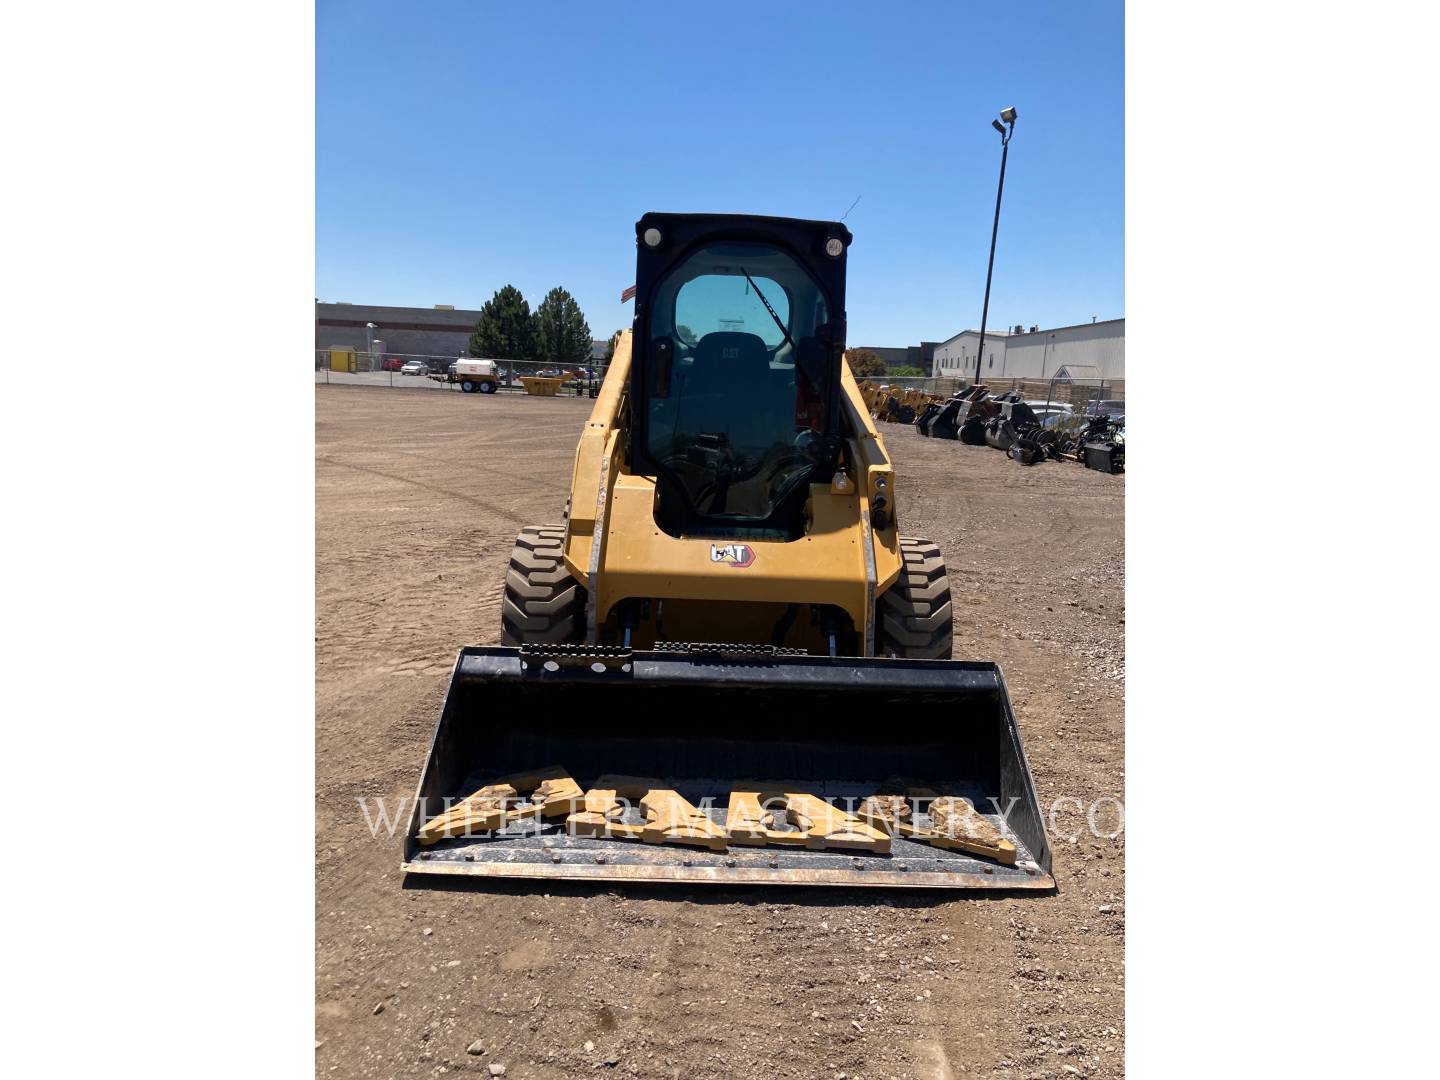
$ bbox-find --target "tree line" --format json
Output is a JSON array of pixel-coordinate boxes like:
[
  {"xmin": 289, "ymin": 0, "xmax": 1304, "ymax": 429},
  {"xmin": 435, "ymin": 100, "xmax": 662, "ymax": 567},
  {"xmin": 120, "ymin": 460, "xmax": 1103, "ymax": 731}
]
[
  {"xmin": 469, "ymin": 284, "xmax": 594, "ymax": 368},
  {"xmin": 469, "ymin": 302, "xmax": 925, "ymax": 377},
  {"xmin": 843, "ymin": 348, "xmax": 923, "ymax": 378}
]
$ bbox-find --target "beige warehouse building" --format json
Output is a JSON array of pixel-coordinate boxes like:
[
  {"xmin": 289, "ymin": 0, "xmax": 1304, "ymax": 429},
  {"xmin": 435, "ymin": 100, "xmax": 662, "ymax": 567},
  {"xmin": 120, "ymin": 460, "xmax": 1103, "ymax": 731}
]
[{"xmin": 932, "ymin": 318, "xmax": 1124, "ymax": 381}]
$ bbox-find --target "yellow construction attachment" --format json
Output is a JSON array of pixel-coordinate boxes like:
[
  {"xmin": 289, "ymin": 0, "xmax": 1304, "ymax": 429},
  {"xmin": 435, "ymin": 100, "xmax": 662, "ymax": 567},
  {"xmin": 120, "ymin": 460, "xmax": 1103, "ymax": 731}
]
[
  {"xmin": 518, "ymin": 375, "xmax": 566, "ymax": 396},
  {"xmin": 725, "ymin": 789, "xmax": 891, "ymax": 853},
  {"xmin": 416, "ymin": 765, "xmax": 583, "ymax": 845},
  {"xmin": 857, "ymin": 790, "xmax": 1016, "ymax": 865},
  {"xmin": 566, "ymin": 776, "xmax": 728, "ymax": 851},
  {"xmin": 857, "ymin": 379, "xmax": 884, "ymax": 414},
  {"xmin": 929, "ymin": 796, "xmax": 1017, "ymax": 864}
]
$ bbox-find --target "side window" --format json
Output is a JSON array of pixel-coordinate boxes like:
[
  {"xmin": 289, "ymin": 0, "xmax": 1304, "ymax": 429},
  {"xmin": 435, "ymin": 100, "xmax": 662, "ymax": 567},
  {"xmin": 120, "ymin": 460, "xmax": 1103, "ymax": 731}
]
[{"xmin": 675, "ymin": 274, "xmax": 790, "ymax": 348}]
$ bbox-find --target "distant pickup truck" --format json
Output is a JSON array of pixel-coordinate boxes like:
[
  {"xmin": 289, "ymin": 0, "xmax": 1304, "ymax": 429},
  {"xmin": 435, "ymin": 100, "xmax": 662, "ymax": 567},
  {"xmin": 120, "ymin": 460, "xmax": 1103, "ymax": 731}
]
[{"xmin": 429, "ymin": 358, "xmax": 500, "ymax": 394}]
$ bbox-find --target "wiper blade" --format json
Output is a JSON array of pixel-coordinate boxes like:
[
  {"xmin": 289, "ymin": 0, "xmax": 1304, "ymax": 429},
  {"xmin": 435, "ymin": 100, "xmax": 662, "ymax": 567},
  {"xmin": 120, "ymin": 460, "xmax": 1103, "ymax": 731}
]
[{"xmin": 740, "ymin": 267, "xmax": 796, "ymax": 352}]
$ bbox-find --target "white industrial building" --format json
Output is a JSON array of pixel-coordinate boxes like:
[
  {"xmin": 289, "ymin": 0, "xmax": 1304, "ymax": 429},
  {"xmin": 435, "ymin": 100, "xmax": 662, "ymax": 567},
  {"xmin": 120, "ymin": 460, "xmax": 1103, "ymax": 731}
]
[
  {"xmin": 932, "ymin": 329, "xmax": 1010, "ymax": 378},
  {"xmin": 932, "ymin": 318, "xmax": 1124, "ymax": 381}
]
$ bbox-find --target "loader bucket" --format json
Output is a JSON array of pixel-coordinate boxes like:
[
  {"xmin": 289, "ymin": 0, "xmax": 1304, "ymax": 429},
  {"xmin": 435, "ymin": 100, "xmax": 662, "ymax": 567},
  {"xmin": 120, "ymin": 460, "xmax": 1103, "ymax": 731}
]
[{"xmin": 402, "ymin": 646, "xmax": 1054, "ymax": 890}]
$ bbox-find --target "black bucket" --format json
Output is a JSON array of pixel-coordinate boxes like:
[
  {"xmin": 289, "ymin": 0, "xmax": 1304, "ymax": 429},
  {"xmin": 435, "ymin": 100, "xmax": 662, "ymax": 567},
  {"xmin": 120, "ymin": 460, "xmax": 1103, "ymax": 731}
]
[{"xmin": 402, "ymin": 646, "xmax": 1054, "ymax": 890}]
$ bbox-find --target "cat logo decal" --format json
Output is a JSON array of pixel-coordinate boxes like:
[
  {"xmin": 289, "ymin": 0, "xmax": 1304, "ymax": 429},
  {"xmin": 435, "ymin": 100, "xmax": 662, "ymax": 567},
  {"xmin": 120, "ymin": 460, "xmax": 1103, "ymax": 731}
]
[{"xmin": 710, "ymin": 543, "xmax": 756, "ymax": 569}]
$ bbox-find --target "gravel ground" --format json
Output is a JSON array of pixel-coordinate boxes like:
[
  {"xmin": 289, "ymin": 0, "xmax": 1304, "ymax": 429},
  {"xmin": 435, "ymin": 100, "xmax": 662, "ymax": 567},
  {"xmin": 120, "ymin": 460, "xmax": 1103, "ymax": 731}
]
[{"xmin": 316, "ymin": 385, "xmax": 1125, "ymax": 1079}]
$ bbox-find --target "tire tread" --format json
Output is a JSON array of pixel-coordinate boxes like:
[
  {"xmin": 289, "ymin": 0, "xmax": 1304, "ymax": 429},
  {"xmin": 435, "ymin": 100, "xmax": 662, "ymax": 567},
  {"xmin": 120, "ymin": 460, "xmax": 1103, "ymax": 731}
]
[
  {"xmin": 499, "ymin": 524, "xmax": 585, "ymax": 645},
  {"xmin": 875, "ymin": 536, "xmax": 954, "ymax": 660}
]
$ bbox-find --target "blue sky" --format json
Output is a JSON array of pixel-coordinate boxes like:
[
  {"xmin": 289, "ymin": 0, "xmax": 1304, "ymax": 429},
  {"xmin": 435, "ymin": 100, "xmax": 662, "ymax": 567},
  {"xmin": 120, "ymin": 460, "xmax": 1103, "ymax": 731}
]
[{"xmin": 317, "ymin": 1, "xmax": 1123, "ymax": 347}]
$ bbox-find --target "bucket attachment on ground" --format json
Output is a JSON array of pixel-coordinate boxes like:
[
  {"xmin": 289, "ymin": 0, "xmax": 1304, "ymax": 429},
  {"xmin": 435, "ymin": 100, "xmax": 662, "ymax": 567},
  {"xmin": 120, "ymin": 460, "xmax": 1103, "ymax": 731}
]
[
  {"xmin": 402, "ymin": 645, "xmax": 1053, "ymax": 890},
  {"xmin": 1082, "ymin": 441, "xmax": 1125, "ymax": 473}
]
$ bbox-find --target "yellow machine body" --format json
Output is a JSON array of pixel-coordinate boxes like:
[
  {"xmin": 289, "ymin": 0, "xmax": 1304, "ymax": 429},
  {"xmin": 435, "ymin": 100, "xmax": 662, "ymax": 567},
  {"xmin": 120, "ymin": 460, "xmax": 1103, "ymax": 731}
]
[
  {"xmin": 400, "ymin": 212, "xmax": 1052, "ymax": 892},
  {"xmin": 562, "ymin": 331, "xmax": 902, "ymax": 653}
]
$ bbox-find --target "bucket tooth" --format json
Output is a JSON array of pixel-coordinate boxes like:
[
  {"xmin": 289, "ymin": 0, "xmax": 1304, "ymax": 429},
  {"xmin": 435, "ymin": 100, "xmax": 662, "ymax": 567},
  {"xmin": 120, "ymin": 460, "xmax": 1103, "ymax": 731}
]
[
  {"xmin": 567, "ymin": 776, "xmax": 726, "ymax": 850},
  {"xmin": 858, "ymin": 790, "xmax": 1016, "ymax": 865},
  {"xmin": 727, "ymin": 790, "xmax": 889, "ymax": 853},
  {"xmin": 724, "ymin": 790, "xmax": 774, "ymax": 846},
  {"xmin": 500, "ymin": 765, "xmax": 584, "ymax": 819},
  {"xmin": 924, "ymin": 796, "xmax": 1017, "ymax": 865},
  {"xmin": 638, "ymin": 789, "xmax": 727, "ymax": 851},
  {"xmin": 782, "ymin": 792, "xmax": 890, "ymax": 852},
  {"xmin": 857, "ymin": 783, "xmax": 940, "ymax": 837},
  {"xmin": 724, "ymin": 789, "xmax": 807, "ymax": 848},
  {"xmin": 566, "ymin": 783, "xmax": 645, "ymax": 840},
  {"xmin": 417, "ymin": 783, "xmax": 520, "ymax": 844},
  {"xmin": 416, "ymin": 764, "xmax": 581, "ymax": 845},
  {"xmin": 857, "ymin": 794, "xmax": 912, "ymax": 836}
]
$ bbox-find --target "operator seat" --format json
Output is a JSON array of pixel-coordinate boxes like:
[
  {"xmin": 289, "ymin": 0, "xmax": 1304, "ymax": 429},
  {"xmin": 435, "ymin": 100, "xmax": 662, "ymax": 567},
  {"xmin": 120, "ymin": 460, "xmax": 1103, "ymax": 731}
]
[
  {"xmin": 688, "ymin": 331, "xmax": 771, "ymax": 390},
  {"xmin": 681, "ymin": 332, "xmax": 782, "ymax": 452}
]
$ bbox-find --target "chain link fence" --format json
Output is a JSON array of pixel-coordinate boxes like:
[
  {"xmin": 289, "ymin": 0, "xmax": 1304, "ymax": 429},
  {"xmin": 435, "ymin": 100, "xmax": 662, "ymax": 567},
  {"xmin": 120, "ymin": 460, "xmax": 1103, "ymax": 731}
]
[
  {"xmin": 315, "ymin": 350, "xmax": 607, "ymax": 397},
  {"xmin": 314, "ymin": 350, "xmax": 1123, "ymax": 420},
  {"xmin": 864, "ymin": 374, "xmax": 1124, "ymax": 416}
]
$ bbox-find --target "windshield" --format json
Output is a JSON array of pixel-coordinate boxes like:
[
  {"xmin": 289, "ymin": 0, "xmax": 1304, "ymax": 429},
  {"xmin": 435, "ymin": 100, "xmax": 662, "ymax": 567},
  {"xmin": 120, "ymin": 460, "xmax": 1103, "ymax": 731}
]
[{"xmin": 644, "ymin": 242, "xmax": 832, "ymax": 534}]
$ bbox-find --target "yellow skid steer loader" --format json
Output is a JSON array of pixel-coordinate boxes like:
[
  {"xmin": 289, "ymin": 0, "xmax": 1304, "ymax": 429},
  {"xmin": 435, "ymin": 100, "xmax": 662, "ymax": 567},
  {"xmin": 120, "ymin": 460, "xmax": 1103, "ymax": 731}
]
[{"xmin": 403, "ymin": 213, "xmax": 1052, "ymax": 890}]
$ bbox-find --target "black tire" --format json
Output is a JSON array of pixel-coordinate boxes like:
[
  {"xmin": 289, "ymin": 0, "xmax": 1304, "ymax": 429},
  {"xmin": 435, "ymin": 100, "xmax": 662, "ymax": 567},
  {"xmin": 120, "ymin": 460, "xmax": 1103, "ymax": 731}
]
[
  {"xmin": 478, "ymin": 380, "xmax": 497, "ymax": 394},
  {"xmin": 875, "ymin": 537, "xmax": 953, "ymax": 660},
  {"xmin": 461, "ymin": 380, "xmax": 477, "ymax": 393},
  {"xmin": 500, "ymin": 525, "xmax": 585, "ymax": 645}
]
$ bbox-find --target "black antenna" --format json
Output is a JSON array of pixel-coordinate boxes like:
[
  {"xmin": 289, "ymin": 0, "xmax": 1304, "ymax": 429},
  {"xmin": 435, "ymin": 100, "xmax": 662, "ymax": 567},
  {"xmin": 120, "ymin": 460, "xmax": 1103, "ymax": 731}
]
[{"xmin": 839, "ymin": 194, "xmax": 862, "ymax": 221}]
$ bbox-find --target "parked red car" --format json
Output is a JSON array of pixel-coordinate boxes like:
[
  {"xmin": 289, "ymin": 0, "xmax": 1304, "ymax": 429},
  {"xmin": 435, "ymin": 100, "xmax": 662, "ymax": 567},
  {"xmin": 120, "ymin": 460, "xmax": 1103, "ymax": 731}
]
[{"xmin": 381, "ymin": 357, "xmax": 405, "ymax": 372}]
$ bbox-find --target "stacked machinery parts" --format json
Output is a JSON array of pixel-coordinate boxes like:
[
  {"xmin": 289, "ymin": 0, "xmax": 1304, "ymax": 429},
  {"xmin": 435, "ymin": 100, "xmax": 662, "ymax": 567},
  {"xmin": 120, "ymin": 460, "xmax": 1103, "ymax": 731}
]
[
  {"xmin": 915, "ymin": 384, "xmax": 1123, "ymax": 473},
  {"xmin": 1059, "ymin": 414, "xmax": 1125, "ymax": 473},
  {"xmin": 860, "ymin": 381, "xmax": 942, "ymax": 427},
  {"xmin": 917, "ymin": 385, "xmax": 998, "ymax": 443}
]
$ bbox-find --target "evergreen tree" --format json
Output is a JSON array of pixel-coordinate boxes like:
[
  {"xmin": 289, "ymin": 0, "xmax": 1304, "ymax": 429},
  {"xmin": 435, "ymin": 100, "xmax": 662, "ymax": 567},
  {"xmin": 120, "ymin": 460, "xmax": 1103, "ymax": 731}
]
[
  {"xmin": 469, "ymin": 285, "xmax": 538, "ymax": 361},
  {"xmin": 534, "ymin": 286, "xmax": 593, "ymax": 370}
]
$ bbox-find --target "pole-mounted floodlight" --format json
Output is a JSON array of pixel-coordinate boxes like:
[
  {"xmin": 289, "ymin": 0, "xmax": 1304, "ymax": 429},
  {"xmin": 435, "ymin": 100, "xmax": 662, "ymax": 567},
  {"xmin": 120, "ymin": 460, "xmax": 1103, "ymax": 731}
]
[{"xmin": 973, "ymin": 107, "xmax": 1018, "ymax": 389}]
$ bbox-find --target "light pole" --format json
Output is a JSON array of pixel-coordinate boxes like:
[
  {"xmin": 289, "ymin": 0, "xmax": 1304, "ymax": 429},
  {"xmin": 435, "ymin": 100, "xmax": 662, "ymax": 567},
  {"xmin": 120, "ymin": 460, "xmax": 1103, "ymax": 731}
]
[
  {"xmin": 973, "ymin": 106, "xmax": 1016, "ymax": 388},
  {"xmin": 365, "ymin": 322, "xmax": 376, "ymax": 372}
]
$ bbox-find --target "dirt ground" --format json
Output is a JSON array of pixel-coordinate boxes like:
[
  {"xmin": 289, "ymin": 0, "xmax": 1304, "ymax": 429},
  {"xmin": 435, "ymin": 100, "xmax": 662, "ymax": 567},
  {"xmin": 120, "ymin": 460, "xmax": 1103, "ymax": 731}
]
[{"xmin": 316, "ymin": 386, "xmax": 1125, "ymax": 1080}]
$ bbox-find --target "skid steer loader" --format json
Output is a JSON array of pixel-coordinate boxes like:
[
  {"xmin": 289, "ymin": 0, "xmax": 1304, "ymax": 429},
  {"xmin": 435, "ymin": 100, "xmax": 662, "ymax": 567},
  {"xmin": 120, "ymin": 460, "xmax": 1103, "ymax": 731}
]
[{"xmin": 402, "ymin": 213, "xmax": 1052, "ymax": 890}]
